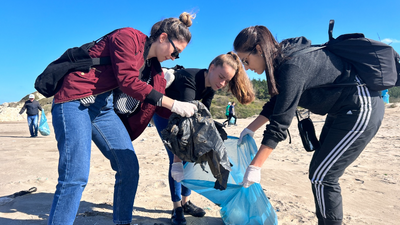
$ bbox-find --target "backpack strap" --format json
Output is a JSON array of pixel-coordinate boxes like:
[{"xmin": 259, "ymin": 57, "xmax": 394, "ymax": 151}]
[
  {"xmin": 328, "ymin": 20, "xmax": 335, "ymax": 41},
  {"xmin": 292, "ymin": 19, "xmax": 335, "ymax": 57},
  {"xmin": 290, "ymin": 30, "xmax": 362, "ymax": 89},
  {"xmin": 92, "ymin": 57, "xmax": 111, "ymax": 66},
  {"xmin": 295, "ymin": 109, "xmax": 310, "ymax": 121},
  {"xmin": 315, "ymin": 83, "xmax": 363, "ymax": 88},
  {"xmin": 290, "ymin": 46, "xmax": 326, "ymax": 57},
  {"xmin": 95, "ymin": 28, "xmax": 120, "ymax": 43},
  {"xmin": 90, "ymin": 29, "xmax": 121, "ymax": 66},
  {"xmin": 291, "ymin": 46, "xmax": 360, "ymax": 88}
]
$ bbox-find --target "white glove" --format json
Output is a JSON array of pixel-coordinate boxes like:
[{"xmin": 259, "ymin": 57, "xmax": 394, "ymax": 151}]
[
  {"xmin": 238, "ymin": 128, "xmax": 255, "ymax": 145},
  {"xmin": 162, "ymin": 68, "xmax": 176, "ymax": 88},
  {"xmin": 242, "ymin": 165, "xmax": 261, "ymax": 188},
  {"xmin": 171, "ymin": 100, "xmax": 198, "ymax": 117},
  {"xmin": 171, "ymin": 162, "xmax": 184, "ymax": 182}
]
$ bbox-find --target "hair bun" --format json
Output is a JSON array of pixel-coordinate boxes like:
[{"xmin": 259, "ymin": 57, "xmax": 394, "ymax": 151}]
[{"xmin": 179, "ymin": 12, "xmax": 195, "ymax": 28}]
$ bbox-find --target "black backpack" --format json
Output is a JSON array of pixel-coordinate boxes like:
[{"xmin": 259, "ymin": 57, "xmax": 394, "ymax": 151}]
[
  {"xmin": 293, "ymin": 20, "xmax": 400, "ymax": 91},
  {"xmin": 34, "ymin": 29, "xmax": 118, "ymax": 97},
  {"xmin": 294, "ymin": 20, "xmax": 400, "ymax": 152}
]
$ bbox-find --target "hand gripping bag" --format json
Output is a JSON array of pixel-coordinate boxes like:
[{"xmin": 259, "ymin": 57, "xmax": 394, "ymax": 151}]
[{"xmin": 181, "ymin": 136, "xmax": 278, "ymax": 225}]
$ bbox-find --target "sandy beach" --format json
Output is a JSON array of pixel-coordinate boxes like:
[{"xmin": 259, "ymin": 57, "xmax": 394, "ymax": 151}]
[{"xmin": 1, "ymin": 105, "xmax": 399, "ymax": 225}]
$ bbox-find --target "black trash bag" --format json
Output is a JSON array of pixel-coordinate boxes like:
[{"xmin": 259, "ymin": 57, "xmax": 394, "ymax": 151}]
[
  {"xmin": 161, "ymin": 101, "xmax": 231, "ymax": 189},
  {"xmin": 214, "ymin": 120, "xmax": 228, "ymax": 141}
]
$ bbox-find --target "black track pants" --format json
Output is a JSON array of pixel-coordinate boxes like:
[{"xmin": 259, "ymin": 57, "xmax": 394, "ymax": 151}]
[{"xmin": 308, "ymin": 85, "xmax": 385, "ymax": 225}]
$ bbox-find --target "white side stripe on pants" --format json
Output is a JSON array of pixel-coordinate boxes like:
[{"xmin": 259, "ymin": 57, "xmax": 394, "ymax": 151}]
[{"xmin": 310, "ymin": 78, "xmax": 372, "ymax": 218}]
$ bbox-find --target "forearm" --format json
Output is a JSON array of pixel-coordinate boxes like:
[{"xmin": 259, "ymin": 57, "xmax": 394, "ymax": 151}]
[
  {"xmin": 19, "ymin": 106, "xmax": 26, "ymax": 114},
  {"xmin": 247, "ymin": 115, "xmax": 269, "ymax": 132},
  {"xmin": 251, "ymin": 144, "xmax": 273, "ymax": 167},
  {"xmin": 161, "ymin": 96, "xmax": 174, "ymax": 110}
]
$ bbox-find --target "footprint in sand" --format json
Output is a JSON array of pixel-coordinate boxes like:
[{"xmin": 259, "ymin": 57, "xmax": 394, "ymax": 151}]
[{"xmin": 153, "ymin": 180, "xmax": 167, "ymax": 189}]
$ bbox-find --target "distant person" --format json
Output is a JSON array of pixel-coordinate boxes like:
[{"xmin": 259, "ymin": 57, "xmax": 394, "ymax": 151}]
[
  {"xmin": 234, "ymin": 25, "xmax": 384, "ymax": 225},
  {"xmin": 222, "ymin": 101, "xmax": 231, "ymax": 126},
  {"xmin": 152, "ymin": 52, "xmax": 254, "ymax": 225},
  {"xmin": 225, "ymin": 102, "xmax": 231, "ymax": 119},
  {"xmin": 228, "ymin": 101, "xmax": 237, "ymax": 126},
  {"xmin": 48, "ymin": 12, "xmax": 196, "ymax": 225},
  {"xmin": 19, "ymin": 94, "xmax": 42, "ymax": 137}
]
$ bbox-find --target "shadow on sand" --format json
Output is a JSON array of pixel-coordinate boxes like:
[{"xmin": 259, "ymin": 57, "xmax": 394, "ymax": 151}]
[{"xmin": 0, "ymin": 192, "xmax": 224, "ymax": 225}]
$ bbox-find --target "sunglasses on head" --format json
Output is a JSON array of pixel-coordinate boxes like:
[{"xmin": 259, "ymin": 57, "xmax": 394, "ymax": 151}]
[{"xmin": 167, "ymin": 36, "xmax": 180, "ymax": 59}]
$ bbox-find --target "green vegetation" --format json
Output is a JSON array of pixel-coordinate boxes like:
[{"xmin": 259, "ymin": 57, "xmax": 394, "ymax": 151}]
[
  {"xmin": 210, "ymin": 78, "xmax": 269, "ymax": 119},
  {"xmin": 210, "ymin": 80, "xmax": 400, "ymax": 119},
  {"xmin": 210, "ymin": 95, "xmax": 266, "ymax": 119},
  {"xmin": 388, "ymin": 87, "xmax": 400, "ymax": 103},
  {"xmin": 38, "ymin": 97, "xmax": 54, "ymax": 113},
  {"xmin": 22, "ymin": 79, "xmax": 400, "ymax": 118},
  {"xmin": 19, "ymin": 78, "xmax": 267, "ymax": 119}
]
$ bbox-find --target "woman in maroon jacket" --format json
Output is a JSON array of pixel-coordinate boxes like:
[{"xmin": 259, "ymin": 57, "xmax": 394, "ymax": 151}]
[{"xmin": 48, "ymin": 12, "xmax": 197, "ymax": 225}]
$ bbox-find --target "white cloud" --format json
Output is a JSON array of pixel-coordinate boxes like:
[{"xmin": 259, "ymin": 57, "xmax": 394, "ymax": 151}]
[{"xmin": 381, "ymin": 38, "xmax": 400, "ymax": 44}]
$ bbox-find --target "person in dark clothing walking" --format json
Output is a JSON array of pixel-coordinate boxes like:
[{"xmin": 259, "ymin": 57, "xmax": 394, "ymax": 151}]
[
  {"xmin": 225, "ymin": 102, "xmax": 231, "ymax": 119},
  {"xmin": 19, "ymin": 94, "xmax": 42, "ymax": 137},
  {"xmin": 234, "ymin": 25, "xmax": 384, "ymax": 225},
  {"xmin": 228, "ymin": 101, "xmax": 237, "ymax": 126},
  {"xmin": 153, "ymin": 52, "xmax": 255, "ymax": 225},
  {"xmin": 222, "ymin": 102, "xmax": 232, "ymax": 126}
]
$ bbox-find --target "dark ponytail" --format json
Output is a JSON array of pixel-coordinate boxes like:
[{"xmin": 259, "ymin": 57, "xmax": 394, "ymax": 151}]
[{"xmin": 234, "ymin": 26, "xmax": 281, "ymax": 97}]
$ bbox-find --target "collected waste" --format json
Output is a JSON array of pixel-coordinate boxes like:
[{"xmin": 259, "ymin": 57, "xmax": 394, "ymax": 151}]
[{"xmin": 182, "ymin": 136, "xmax": 278, "ymax": 225}]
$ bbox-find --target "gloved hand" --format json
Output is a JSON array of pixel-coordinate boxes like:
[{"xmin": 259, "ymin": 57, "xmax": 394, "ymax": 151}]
[
  {"xmin": 171, "ymin": 100, "xmax": 198, "ymax": 117},
  {"xmin": 171, "ymin": 162, "xmax": 184, "ymax": 182},
  {"xmin": 238, "ymin": 128, "xmax": 255, "ymax": 145},
  {"xmin": 242, "ymin": 165, "xmax": 261, "ymax": 188},
  {"xmin": 162, "ymin": 68, "xmax": 176, "ymax": 88}
]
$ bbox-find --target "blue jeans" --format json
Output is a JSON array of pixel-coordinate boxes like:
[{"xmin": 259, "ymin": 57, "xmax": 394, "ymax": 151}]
[
  {"xmin": 48, "ymin": 91, "xmax": 139, "ymax": 225},
  {"xmin": 153, "ymin": 113, "xmax": 191, "ymax": 202},
  {"xmin": 27, "ymin": 115, "xmax": 38, "ymax": 137}
]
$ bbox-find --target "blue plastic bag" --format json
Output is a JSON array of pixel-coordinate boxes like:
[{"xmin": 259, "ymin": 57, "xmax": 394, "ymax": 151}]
[
  {"xmin": 182, "ymin": 136, "xmax": 278, "ymax": 225},
  {"xmin": 229, "ymin": 117, "xmax": 236, "ymax": 125},
  {"xmin": 38, "ymin": 109, "xmax": 50, "ymax": 136},
  {"xmin": 381, "ymin": 89, "xmax": 390, "ymax": 103}
]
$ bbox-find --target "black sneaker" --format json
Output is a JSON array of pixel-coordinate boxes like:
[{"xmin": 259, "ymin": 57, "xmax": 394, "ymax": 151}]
[
  {"xmin": 182, "ymin": 201, "xmax": 206, "ymax": 217},
  {"xmin": 171, "ymin": 207, "xmax": 186, "ymax": 225}
]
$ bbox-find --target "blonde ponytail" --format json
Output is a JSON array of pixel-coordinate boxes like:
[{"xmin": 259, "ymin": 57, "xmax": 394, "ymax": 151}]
[{"xmin": 209, "ymin": 52, "xmax": 255, "ymax": 105}]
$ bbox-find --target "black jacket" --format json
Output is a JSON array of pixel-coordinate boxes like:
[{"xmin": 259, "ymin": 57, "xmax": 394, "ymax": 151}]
[
  {"xmin": 259, "ymin": 36, "xmax": 357, "ymax": 149},
  {"xmin": 165, "ymin": 68, "xmax": 215, "ymax": 109},
  {"xmin": 19, "ymin": 100, "xmax": 42, "ymax": 116}
]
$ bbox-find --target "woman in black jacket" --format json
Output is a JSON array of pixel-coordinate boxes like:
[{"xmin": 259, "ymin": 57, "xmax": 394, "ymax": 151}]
[{"xmin": 234, "ymin": 25, "xmax": 384, "ymax": 225}]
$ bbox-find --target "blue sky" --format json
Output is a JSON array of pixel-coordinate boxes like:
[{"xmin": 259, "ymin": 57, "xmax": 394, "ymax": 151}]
[{"xmin": 1, "ymin": 0, "xmax": 399, "ymax": 104}]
